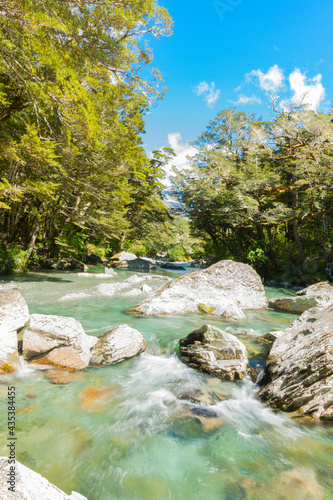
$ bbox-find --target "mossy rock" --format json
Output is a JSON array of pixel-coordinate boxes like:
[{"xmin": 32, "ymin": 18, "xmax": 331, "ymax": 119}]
[{"xmin": 197, "ymin": 303, "xmax": 216, "ymax": 314}]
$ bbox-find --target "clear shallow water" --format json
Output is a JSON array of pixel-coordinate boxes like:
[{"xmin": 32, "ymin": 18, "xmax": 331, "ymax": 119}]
[{"xmin": 0, "ymin": 269, "xmax": 332, "ymax": 499}]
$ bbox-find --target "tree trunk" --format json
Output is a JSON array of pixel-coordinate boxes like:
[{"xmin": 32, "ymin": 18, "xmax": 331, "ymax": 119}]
[
  {"xmin": 266, "ymin": 226, "xmax": 279, "ymax": 270},
  {"xmin": 293, "ymin": 190, "xmax": 303, "ymax": 263}
]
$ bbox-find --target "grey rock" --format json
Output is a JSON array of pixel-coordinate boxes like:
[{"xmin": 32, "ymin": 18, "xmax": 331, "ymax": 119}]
[
  {"xmin": 90, "ymin": 324, "xmax": 147, "ymax": 366},
  {"xmin": 225, "ymin": 327, "xmax": 261, "ymax": 337},
  {"xmin": 0, "ymin": 456, "xmax": 87, "ymax": 499},
  {"xmin": 23, "ymin": 314, "xmax": 97, "ymax": 370},
  {"xmin": 160, "ymin": 263, "xmax": 186, "ymax": 270},
  {"xmin": 221, "ymin": 304, "xmax": 246, "ymax": 321},
  {"xmin": 268, "ymin": 296, "xmax": 318, "ymax": 314},
  {"xmin": 42, "ymin": 258, "xmax": 87, "ymax": 271},
  {"xmin": 258, "ymin": 305, "xmax": 333, "ymax": 419},
  {"xmin": 0, "ymin": 291, "xmax": 29, "ymax": 372},
  {"xmin": 268, "ymin": 282, "xmax": 333, "ymax": 314},
  {"xmin": 130, "ymin": 260, "xmax": 267, "ymax": 316},
  {"xmin": 180, "ymin": 324, "xmax": 248, "ymax": 380},
  {"xmin": 109, "ymin": 251, "xmax": 137, "ymax": 261},
  {"xmin": 258, "ymin": 330, "xmax": 285, "ymax": 343},
  {"xmin": 128, "ymin": 258, "xmax": 156, "ymax": 270}
]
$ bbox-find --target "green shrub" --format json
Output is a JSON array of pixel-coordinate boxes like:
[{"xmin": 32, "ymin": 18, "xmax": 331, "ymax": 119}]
[
  {"xmin": 247, "ymin": 247, "xmax": 267, "ymax": 268},
  {"xmin": 127, "ymin": 240, "xmax": 147, "ymax": 257},
  {"xmin": 168, "ymin": 244, "xmax": 186, "ymax": 262},
  {"xmin": 0, "ymin": 245, "xmax": 29, "ymax": 273}
]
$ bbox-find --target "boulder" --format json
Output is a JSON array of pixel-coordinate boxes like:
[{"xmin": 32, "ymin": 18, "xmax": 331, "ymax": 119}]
[
  {"xmin": 0, "ymin": 456, "xmax": 87, "ymax": 499},
  {"xmin": 90, "ymin": 324, "xmax": 147, "ymax": 366},
  {"xmin": 295, "ymin": 281, "xmax": 333, "ymax": 306},
  {"xmin": 258, "ymin": 331, "xmax": 285, "ymax": 343},
  {"xmin": 140, "ymin": 284, "xmax": 152, "ymax": 294},
  {"xmin": 23, "ymin": 314, "xmax": 97, "ymax": 370},
  {"xmin": 180, "ymin": 324, "xmax": 248, "ymax": 380},
  {"xmin": 160, "ymin": 263, "xmax": 186, "ymax": 270},
  {"xmin": 221, "ymin": 304, "xmax": 246, "ymax": 321},
  {"xmin": 258, "ymin": 305, "xmax": 333, "ymax": 420},
  {"xmin": 268, "ymin": 296, "xmax": 318, "ymax": 314},
  {"xmin": 130, "ymin": 260, "xmax": 267, "ymax": 316},
  {"xmin": 109, "ymin": 251, "xmax": 137, "ymax": 268},
  {"xmin": 104, "ymin": 267, "xmax": 117, "ymax": 276},
  {"xmin": 128, "ymin": 258, "xmax": 156, "ymax": 270},
  {"xmin": 268, "ymin": 282, "xmax": 333, "ymax": 314},
  {"xmin": 42, "ymin": 258, "xmax": 87, "ymax": 272},
  {"xmin": 110, "ymin": 251, "xmax": 137, "ymax": 262},
  {"xmin": 0, "ymin": 290, "xmax": 29, "ymax": 373}
]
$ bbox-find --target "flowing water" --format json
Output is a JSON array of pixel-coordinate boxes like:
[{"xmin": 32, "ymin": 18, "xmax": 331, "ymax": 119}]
[{"xmin": 0, "ymin": 269, "xmax": 333, "ymax": 499}]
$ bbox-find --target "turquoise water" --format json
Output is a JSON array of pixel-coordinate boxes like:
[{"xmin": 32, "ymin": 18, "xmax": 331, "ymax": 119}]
[{"xmin": 0, "ymin": 269, "xmax": 332, "ymax": 499}]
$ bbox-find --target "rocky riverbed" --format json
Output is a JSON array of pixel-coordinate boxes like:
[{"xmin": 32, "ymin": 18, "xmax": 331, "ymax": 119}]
[{"xmin": 0, "ymin": 262, "xmax": 332, "ymax": 499}]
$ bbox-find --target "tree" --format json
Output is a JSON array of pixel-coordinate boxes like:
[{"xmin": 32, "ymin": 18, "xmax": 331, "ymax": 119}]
[{"xmin": 0, "ymin": 0, "xmax": 173, "ymax": 270}]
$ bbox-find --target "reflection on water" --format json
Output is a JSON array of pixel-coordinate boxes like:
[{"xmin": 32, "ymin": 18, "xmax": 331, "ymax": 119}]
[{"xmin": 0, "ymin": 270, "xmax": 332, "ymax": 499}]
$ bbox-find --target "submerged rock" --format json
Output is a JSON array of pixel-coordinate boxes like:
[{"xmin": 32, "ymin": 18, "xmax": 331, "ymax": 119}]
[
  {"xmin": 258, "ymin": 305, "xmax": 333, "ymax": 420},
  {"xmin": 264, "ymin": 468, "xmax": 324, "ymax": 500},
  {"xmin": 0, "ymin": 456, "xmax": 87, "ymax": 499},
  {"xmin": 0, "ymin": 290, "xmax": 29, "ymax": 373},
  {"xmin": 45, "ymin": 369, "xmax": 83, "ymax": 385},
  {"xmin": 90, "ymin": 324, "xmax": 147, "ymax": 366},
  {"xmin": 78, "ymin": 386, "xmax": 116, "ymax": 412},
  {"xmin": 130, "ymin": 260, "xmax": 267, "ymax": 316},
  {"xmin": 23, "ymin": 314, "xmax": 97, "ymax": 370},
  {"xmin": 180, "ymin": 324, "xmax": 248, "ymax": 380}
]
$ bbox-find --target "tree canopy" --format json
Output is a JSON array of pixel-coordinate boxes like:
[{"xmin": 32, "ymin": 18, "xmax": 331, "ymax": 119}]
[
  {"xmin": 0, "ymin": 0, "xmax": 173, "ymax": 270},
  {"xmin": 172, "ymin": 106, "xmax": 333, "ymax": 282}
]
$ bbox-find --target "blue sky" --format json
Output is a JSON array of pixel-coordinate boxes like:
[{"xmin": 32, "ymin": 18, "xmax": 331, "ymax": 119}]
[{"xmin": 143, "ymin": 0, "xmax": 333, "ymax": 165}]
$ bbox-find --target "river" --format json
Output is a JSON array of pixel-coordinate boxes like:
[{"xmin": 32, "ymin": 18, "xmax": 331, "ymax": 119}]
[{"xmin": 0, "ymin": 268, "xmax": 332, "ymax": 499}]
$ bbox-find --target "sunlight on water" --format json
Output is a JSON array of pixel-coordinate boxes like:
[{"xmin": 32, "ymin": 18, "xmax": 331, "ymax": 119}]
[{"xmin": 0, "ymin": 269, "xmax": 332, "ymax": 499}]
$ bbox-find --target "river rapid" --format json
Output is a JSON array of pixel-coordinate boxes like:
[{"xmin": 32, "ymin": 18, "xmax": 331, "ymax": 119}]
[{"xmin": 0, "ymin": 268, "xmax": 332, "ymax": 499}]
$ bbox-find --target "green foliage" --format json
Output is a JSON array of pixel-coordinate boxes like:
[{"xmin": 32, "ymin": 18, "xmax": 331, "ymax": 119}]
[
  {"xmin": 0, "ymin": 0, "xmax": 173, "ymax": 268},
  {"xmin": 126, "ymin": 240, "xmax": 147, "ymax": 257},
  {"xmin": 0, "ymin": 245, "xmax": 29, "ymax": 273},
  {"xmin": 173, "ymin": 106, "xmax": 333, "ymax": 280},
  {"xmin": 167, "ymin": 244, "xmax": 186, "ymax": 262},
  {"xmin": 247, "ymin": 247, "xmax": 267, "ymax": 268}
]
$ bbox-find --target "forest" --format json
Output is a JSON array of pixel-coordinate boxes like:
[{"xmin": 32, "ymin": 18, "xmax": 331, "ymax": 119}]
[{"xmin": 1, "ymin": 0, "xmax": 333, "ymax": 284}]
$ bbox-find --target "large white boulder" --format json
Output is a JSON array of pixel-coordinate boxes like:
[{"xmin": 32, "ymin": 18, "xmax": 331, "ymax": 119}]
[
  {"xmin": 130, "ymin": 260, "xmax": 267, "ymax": 316},
  {"xmin": 23, "ymin": 314, "xmax": 97, "ymax": 370},
  {"xmin": 0, "ymin": 456, "xmax": 87, "ymax": 499},
  {"xmin": 258, "ymin": 304, "xmax": 333, "ymax": 420},
  {"xmin": 90, "ymin": 324, "xmax": 146, "ymax": 366},
  {"xmin": 0, "ymin": 290, "xmax": 29, "ymax": 373}
]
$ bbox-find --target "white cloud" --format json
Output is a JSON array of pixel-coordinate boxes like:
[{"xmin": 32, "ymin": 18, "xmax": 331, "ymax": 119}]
[
  {"xmin": 230, "ymin": 94, "xmax": 262, "ymax": 105},
  {"xmin": 193, "ymin": 81, "xmax": 220, "ymax": 108},
  {"xmin": 247, "ymin": 64, "xmax": 285, "ymax": 93},
  {"xmin": 289, "ymin": 69, "xmax": 325, "ymax": 111},
  {"xmin": 162, "ymin": 133, "xmax": 197, "ymax": 189}
]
